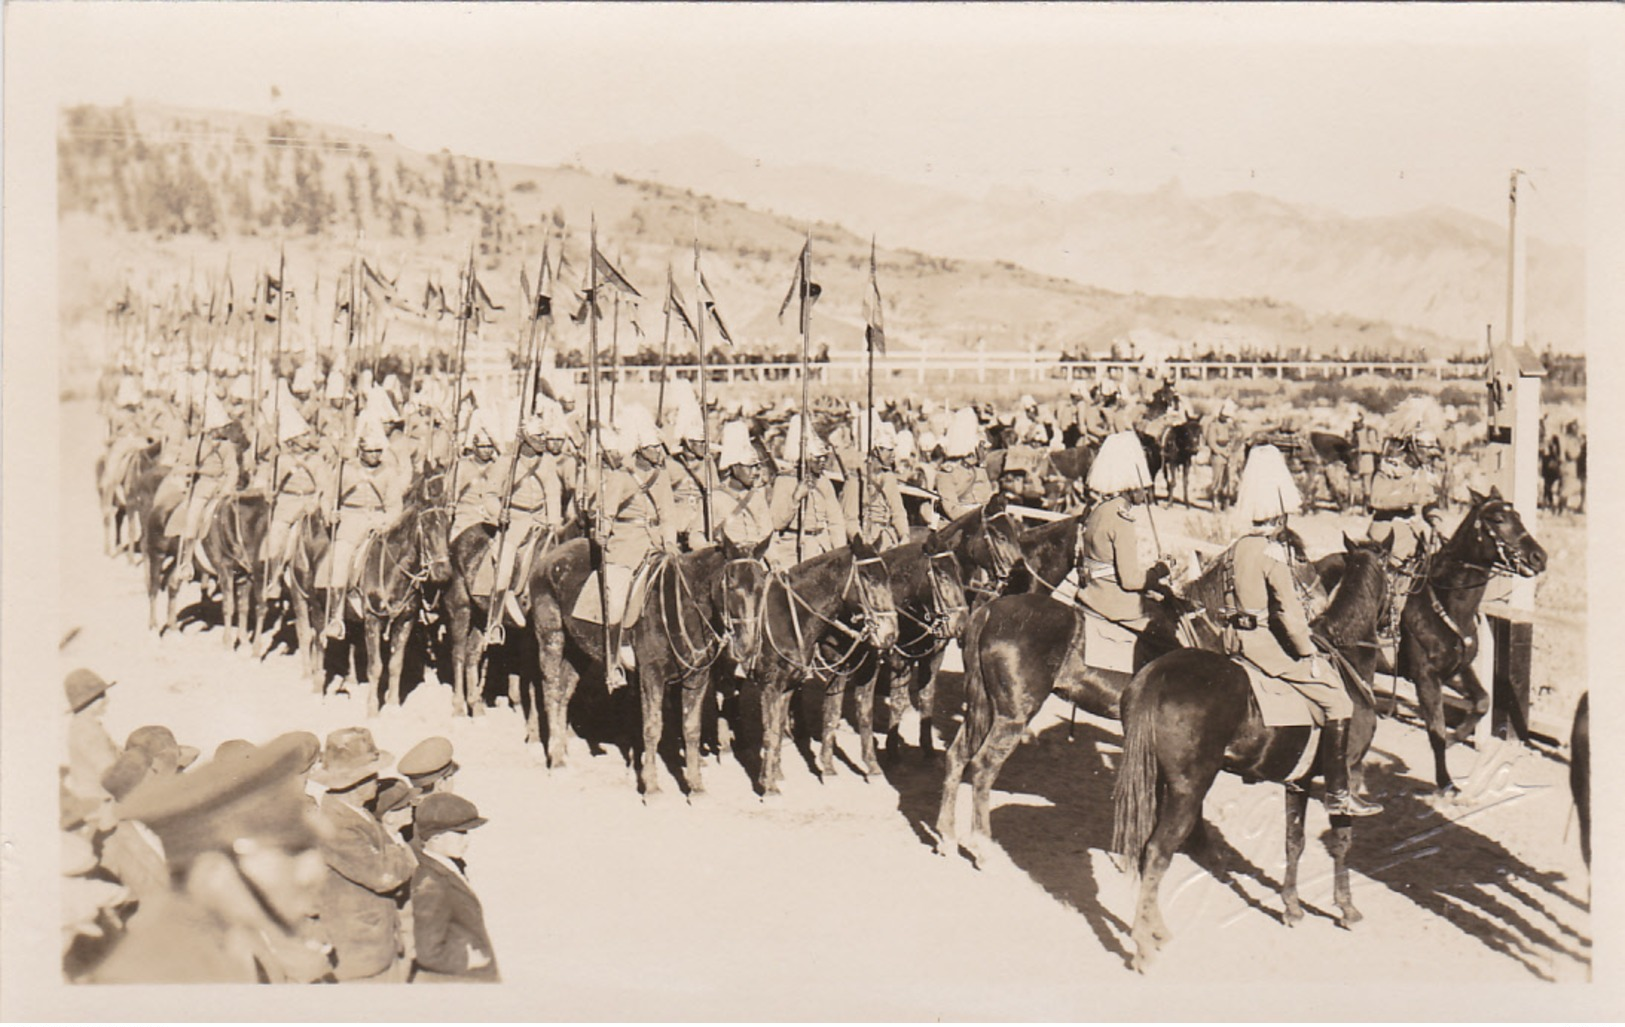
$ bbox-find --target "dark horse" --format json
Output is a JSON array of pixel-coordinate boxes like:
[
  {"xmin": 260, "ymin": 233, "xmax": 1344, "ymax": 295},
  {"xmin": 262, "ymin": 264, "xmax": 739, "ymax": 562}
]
[
  {"xmin": 327, "ymin": 469, "xmax": 454, "ymax": 714},
  {"xmin": 930, "ymin": 560, "xmax": 1212, "ymax": 866},
  {"xmin": 1159, "ymin": 419, "xmax": 1202, "ymax": 507},
  {"xmin": 521, "ymin": 535, "xmax": 771, "ymax": 775},
  {"xmin": 276, "ymin": 508, "xmax": 331, "ymax": 685},
  {"xmin": 442, "ymin": 520, "xmax": 574, "ymax": 719},
  {"xmin": 1110, "ymin": 535, "xmax": 1393, "ymax": 971},
  {"xmin": 635, "ymin": 537, "xmax": 772, "ymax": 798},
  {"xmin": 832, "ymin": 534, "xmax": 970, "ymax": 769},
  {"xmin": 200, "ymin": 490, "xmax": 270, "ymax": 652},
  {"xmin": 747, "ymin": 538, "xmax": 899, "ymax": 796},
  {"xmin": 97, "ymin": 439, "xmax": 161, "ymax": 558},
  {"xmin": 1395, "ymin": 488, "xmax": 1545, "ymax": 794}
]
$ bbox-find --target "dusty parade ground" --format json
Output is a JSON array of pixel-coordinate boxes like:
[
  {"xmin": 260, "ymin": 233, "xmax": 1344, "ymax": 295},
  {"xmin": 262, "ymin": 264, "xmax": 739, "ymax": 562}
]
[{"xmin": 45, "ymin": 399, "xmax": 1595, "ymax": 1016}]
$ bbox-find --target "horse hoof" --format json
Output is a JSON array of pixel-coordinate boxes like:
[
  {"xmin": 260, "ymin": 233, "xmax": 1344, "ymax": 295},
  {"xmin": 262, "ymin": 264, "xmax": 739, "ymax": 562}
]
[
  {"xmin": 863, "ymin": 761, "xmax": 883, "ymax": 779},
  {"xmin": 1284, "ymin": 904, "xmax": 1304, "ymax": 927},
  {"xmin": 818, "ymin": 762, "xmax": 838, "ymax": 781},
  {"xmin": 1337, "ymin": 906, "xmax": 1363, "ymax": 928}
]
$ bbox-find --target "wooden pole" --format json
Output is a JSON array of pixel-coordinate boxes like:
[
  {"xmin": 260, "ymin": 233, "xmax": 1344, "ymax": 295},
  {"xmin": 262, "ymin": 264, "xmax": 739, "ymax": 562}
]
[
  {"xmin": 796, "ymin": 230, "xmax": 811, "ymax": 562},
  {"xmin": 695, "ymin": 236, "xmax": 713, "ymax": 543},
  {"xmin": 655, "ymin": 265, "xmax": 674, "ymax": 425},
  {"xmin": 589, "ymin": 216, "xmax": 614, "ymax": 676}
]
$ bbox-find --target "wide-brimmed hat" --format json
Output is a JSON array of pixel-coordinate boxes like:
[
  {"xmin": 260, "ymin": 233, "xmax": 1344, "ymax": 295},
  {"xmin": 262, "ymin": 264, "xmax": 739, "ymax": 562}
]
[
  {"xmin": 126, "ymin": 725, "xmax": 201, "ymax": 771},
  {"xmin": 415, "ymin": 792, "xmax": 488, "ymax": 840},
  {"xmin": 311, "ymin": 727, "xmax": 391, "ymax": 789},
  {"xmin": 65, "ymin": 668, "xmax": 114, "ymax": 713}
]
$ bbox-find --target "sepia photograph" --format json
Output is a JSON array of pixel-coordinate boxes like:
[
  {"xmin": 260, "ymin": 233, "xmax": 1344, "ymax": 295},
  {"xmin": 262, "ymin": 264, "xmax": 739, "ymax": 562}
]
[{"xmin": 4, "ymin": 2, "xmax": 1623, "ymax": 1020}]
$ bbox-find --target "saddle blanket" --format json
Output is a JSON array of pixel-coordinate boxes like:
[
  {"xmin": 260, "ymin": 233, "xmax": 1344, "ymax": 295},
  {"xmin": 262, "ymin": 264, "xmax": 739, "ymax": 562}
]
[
  {"xmin": 1080, "ymin": 606, "xmax": 1139, "ymax": 675},
  {"xmin": 1236, "ymin": 657, "xmax": 1325, "ymax": 728},
  {"xmin": 570, "ymin": 561, "xmax": 655, "ymax": 629}
]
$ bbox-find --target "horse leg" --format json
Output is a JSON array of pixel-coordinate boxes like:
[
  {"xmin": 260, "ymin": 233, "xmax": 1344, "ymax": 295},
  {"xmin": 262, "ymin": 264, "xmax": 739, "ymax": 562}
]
[
  {"xmin": 447, "ymin": 601, "xmax": 470, "ymax": 716},
  {"xmin": 387, "ymin": 614, "xmax": 413, "ymax": 709},
  {"xmin": 1448, "ymin": 664, "xmax": 1490, "ymax": 748},
  {"xmin": 1131, "ymin": 785, "xmax": 1204, "ymax": 971},
  {"xmin": 291, "ymin": 589, "xmax": 321, "ymax": 692},
  {"xmin": 962, "ymin": 715, "xmax": 1028, "ymax": 868},
  {"xmin": 759, "ymin": 679, "xmax": 791, "ymax": 797},
  {"xmin": 1282, "ymin": 786, "xmax": 1310, "ymax": 925},
  {"xmin": 364, "ymin": 614, "xmax": 384, "ymax": 717},
  {"xmin": 932, "ymin": 714, "xmax": 977, "ymax": 854},
  {"xmin": 916, "ymin": 651, "xmax": 944, "ymax": 756},
  {"xmin": 1415, "ymin": 670, "xmax": 1457, "ymax": 795},
  {"xmin": 639, "ymin": 665, "xmax": 665, "ymax": 799},
  {"xmin": 220, "ymin": 572, "xmax": 237, "ymax": 649},
  {"xmin": 680, "ymin": 675, "xmax": 711, "ymax": 797},
  {"xmin": 817, "ymin": 679, "xmax": 844, "ymax": 780},
  {"xmin": 854, "ymin": 661, "xmax": 883, "ymax": 779},
  {"xmin": 1329, "ymin": 818, "xmax": 1362, "ymax": 927}
]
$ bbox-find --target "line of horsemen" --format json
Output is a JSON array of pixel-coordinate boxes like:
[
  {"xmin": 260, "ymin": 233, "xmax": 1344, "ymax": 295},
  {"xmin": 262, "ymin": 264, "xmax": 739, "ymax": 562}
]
[{"xmin": 98, "ymin": 357, "xmax": 1463, "ymax": 816}]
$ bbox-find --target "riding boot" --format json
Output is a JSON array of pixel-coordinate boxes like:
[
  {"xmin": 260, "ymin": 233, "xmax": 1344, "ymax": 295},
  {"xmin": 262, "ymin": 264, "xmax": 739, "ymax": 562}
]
[
  {"xmin": 174, "ymin": 537, "xmax": 195, "ymax": 581},
  {"xmin": 1322, "ymin": 718, "xmax": 1382, "ymax": 817}
]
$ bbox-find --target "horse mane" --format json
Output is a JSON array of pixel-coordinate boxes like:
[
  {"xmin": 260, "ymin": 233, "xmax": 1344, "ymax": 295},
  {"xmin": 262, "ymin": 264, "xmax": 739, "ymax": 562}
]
[{"xmin": 1313, "ymin": 544, "xmax": 1386, "ymax": 645}]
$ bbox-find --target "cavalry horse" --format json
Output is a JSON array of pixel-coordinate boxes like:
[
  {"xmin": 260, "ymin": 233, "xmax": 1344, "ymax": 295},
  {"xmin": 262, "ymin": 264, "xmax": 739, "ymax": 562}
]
[
  {"xmin": 442, "ymin": 520, "xmax": 577, "ymax": 720},
  {"xmin": 274, "ymin": 508, "xmax": 331, "ymax": 685},
  {"xmin": 1157, "ymin": 419, "xmax": 1203, "ymax": 507},
  {"xmin": 96, "ymin": 439, "xmax": 161, "ymax": 558},
  {"xmin": 200, "ymin": 490, "xmax": 271, "ymax": 652},
  {"xmin": 1393, "ymin": 488, "xmax": 1545, "ymax": 795},
  {"xmin": 325, "ymin": 468, "xmax": 454, "ymax": 714},
  {"xmin": 1110, "ymin": 536, "xmax": 1392, "ymax": 971},
  {"xmin": 933, "ymin": 524, "xmax": 1332, "ymax": 866},
  {"xmin": 747, "ymin": 538, "xmax": 899, "ymax": 796},
  {"xmin": 520, "ymin": 535, "xmax": 770, "ymax": 776}
]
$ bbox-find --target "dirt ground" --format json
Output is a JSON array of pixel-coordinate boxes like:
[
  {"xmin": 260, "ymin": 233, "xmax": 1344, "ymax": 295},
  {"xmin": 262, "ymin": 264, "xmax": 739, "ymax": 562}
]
[{"xmin": 57, "ymin": 401, "xmax": 1591, "ymax": 1016}]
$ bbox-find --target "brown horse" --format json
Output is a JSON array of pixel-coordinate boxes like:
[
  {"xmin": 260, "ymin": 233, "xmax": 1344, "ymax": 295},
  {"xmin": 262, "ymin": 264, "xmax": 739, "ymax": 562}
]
[
  {"xmin": 326, "ymin": 470, "xmax": 453, "ymax": 714},
  {"xmin": 200, "ymin": 490, "xmax": 270, "ymax": 652},
  {"xmin": 273, "ymin": 508, "xmax": 331, "ymax": 685},
  {"xmin": 747, "ymin": 537, "xmax": 899, "ymax": 797},
  {"xmin": 1110, "ymin": 536, "xmax": 1392, "ymax": 971},
  {"xmin": 1394, "ymin": 488, "xmax": 1546, "ymax": 794},
  {"xmin": 97, "ymin": 439, "xmax": 160, "ymax": 558}
]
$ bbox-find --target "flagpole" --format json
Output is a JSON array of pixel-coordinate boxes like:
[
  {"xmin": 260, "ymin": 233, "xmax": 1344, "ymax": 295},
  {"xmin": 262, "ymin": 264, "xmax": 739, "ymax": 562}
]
[
  {"xmin": 589, "ymin": 216, "xmax": 614, "ymax": 677},
  {"xmin": 250, "ymin": 261, "xmax": 264, "ymax": 467},
  {"xmin": 270, "ymin": 245, "xmax": 287, "ymax": 497},
  {"xmin": 694, "ymin": 236, "xmax": 713, "ymax": 543},
  {"xmin": 446, "ymin": 246, "xmax": 476, "ymax": 515},
  {"xmin": 610, "ymin": 275, "xmax": 621, "ymax": 423},
  {"xmin": 796, "ymin": 229, "xmax": 811, "ymax": 563}
]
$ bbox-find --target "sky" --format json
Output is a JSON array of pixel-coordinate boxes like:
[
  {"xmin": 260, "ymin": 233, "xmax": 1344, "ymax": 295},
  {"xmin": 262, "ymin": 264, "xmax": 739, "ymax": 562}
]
[{"xmin": 18, "ymin": 2, "xmax": 1608, "ymax": 246}]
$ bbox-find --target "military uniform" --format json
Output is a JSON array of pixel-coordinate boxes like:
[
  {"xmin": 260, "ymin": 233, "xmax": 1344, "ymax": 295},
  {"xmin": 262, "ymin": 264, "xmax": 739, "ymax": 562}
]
[
  {"xmin": 844, "ymin": 465, "xmax": 910, "ymax": 550},
  {"xmin": 262, "ymin": 440, "xmax": 334, "ymax": 584},
  {"xmin": 325, "ymin": 456, "xmax": 407, "ymax": 592},
  {"xmin": 1078, "ymin": 493, "xmax": 1156, "ymax": 624},
  {"xmin": 667, "ymin": 450, "xmax": 717, "ymax": 548},
  {"xmin": 937, "ymin": 459, "xmax": 993, "ymax": 519},
  {"xmin": 493, "ymin": 445, "xmax": 565, "ymax": 594},
  {"xmin": 1224, "ymin": 531, "xmax": 1353, "ymax": 720},
  {"xmin": 165, "ymin": 433, "xmax": 242, "ymax": 543},
  {"xmin": 1204, "ymin": 414, "xmax": 1241, "ymax": 507},
  {"xmin": 716, "ymin": 476, "xmax": 773, "ymax": 550}
]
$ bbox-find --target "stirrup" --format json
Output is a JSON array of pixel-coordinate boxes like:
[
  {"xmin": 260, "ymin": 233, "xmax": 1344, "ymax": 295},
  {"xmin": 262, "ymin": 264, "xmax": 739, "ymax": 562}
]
[
  {"xmin": 324, "ymin": 617, "xmax": 346, "ymax": 641},
  {"xmin": 1325, "ymin": 789, "xmax": 1383, "ymax": 817},
  {"xmin": 484, "ymin": 623, "xmax": 506, "ymax": 647},
  {"xmin": 606, "ymin": 663, "xmax": 627, "ymax": 693}
]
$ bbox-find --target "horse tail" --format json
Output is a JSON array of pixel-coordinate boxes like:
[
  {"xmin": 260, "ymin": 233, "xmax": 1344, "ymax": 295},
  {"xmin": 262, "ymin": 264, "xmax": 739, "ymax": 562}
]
[{"xmin": 1111, "ymin": 679, "xmax": 1160, "ymax": 874}]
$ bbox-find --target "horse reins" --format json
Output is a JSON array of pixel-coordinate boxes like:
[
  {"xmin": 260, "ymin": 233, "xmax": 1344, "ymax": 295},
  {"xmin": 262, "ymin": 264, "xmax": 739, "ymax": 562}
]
[{"xmin": 758, "ymin": 553, "xmax": 893, "ymax": 683}]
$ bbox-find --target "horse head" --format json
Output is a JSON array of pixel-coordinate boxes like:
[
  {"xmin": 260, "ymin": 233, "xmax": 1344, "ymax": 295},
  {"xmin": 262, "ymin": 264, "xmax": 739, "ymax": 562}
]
[
  {"xmin": 717, "ymin": 535, "xmax": 772, "ymax": 668},
  {"xmin": 414, "ymin": 498, "xmax": 453, "ymax": 583},
  {"xmin": 849, "ymin": 534, "xmax": 899, "ymax": 650},
  {"xmin": 1327, "ymin": 532, "xmax": 1395, "ymax": 640},
  {"xmin": 922, "ymin": 541, "xmax": 970, "ymax": 640},
  {"xmin": 1458, "ymin": 487, "xmax": 1547, "ymax": 578}
]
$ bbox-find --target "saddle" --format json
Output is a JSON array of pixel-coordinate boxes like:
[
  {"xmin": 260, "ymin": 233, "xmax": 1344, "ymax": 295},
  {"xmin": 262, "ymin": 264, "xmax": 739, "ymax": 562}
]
[
  {"xmin": 1232, "ymin": 658, "xmax": 1325, "ymax": 784},
  {"xmin": 571, "ymin": 551, "xmax": 664, "ymax": 628}
]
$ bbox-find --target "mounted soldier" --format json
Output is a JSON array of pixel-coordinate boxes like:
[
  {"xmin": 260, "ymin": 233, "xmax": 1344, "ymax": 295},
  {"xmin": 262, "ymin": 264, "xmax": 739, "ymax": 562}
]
[
  {"xmin": 258, "ymin": 382, "xmax": 334, "ymax": 600},
  {"xmin": 324, "ymin": 414, "xmax": 408, "ymax": 639},
  {"xmin": 936, "ymin": 407, "xmax": 991, "ymax": 519},
  {"xmin": 1058, "ymin": 430, "xmax": 1170, "ymax": 627},
  {"xmin": 769, "ymin": 414, "xmax": 846, "ymax": 570},
  {"xmin": 167, "ymin": 391, "xmax": 242, "ymax": 585},
  {"xmin": 1222, "ymin": 444, "xmax": 1382, "ymax": 817},
  {"xmin": 575, "ymin": 402, "xmax": 678, "ymax": 690},
  {"xmin": 1367, "ymin": 429, "xmax": 1436, "ymax": 570},
  {"xmin": 714, "ymin": 420, "xmax": 774, "ymax": 550},
  {"xmin": 1354, "ymin": 409, "xmax": 1383, "ymax": 509},
  {"xmin": 663, "ymin": 382, "xmax": 714, "ymax": 551},
  {"xmin": 486, "ymin": 401, "xmax": 569, "ymax": 633},
  {"xmin": 845, "ymin": 418, "xmax": 911, "ymax": 551}
]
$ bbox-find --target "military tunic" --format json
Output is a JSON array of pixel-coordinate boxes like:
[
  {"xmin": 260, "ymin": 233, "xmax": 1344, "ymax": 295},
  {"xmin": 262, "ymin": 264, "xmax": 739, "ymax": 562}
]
[
  {"xmin": 843, "ymin": 467, "xmax": 910, "ymax": 550},
  {"xmin": 1078, "ymin": 494, "xmax": 1153, "ymax": 623},
  {"xmin": 938, "ymin": 460, "xmax": 993, "ymax": 519},
  {"xmin": 666, "ymin": 452, "xmax": 717, "ymax": 546},
  {"xmin": 327, "ymin": 459, "xmax": 407, "ymax": 590},
  {"xmin": 166, "ymin": 436, "xmax": 242, "ymax": 540},
  {"xmin": 715, "ymin": 478, "xmax": 773, "ymax": 549},
  {"xmin": 1225, "ymin": 531, "xmax": 1352, "ymax": 719},
  {"xmin": 768, "ymin": 473, "xmax": 845, "ymax": 568}
]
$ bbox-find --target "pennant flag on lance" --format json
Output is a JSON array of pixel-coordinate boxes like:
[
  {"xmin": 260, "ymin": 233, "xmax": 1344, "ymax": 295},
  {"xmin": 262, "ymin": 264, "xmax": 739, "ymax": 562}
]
[
  {"xmin": 591, "ymin": 247, "xmax": 641, "ymax": 297},
  {"xmin": 776, "ymin": 241, "xmax": 821, "ymax": 327},
  {"xmin": 865, "ymin": 239, "xmax": 886, "ymax": 355},
  {"xmin": 666, "ymin": 271, "xmax": 696, "ymax": 338},
  {"xmin": 698, "ymin": 268, "xmax": 733, "ymax": 346}
]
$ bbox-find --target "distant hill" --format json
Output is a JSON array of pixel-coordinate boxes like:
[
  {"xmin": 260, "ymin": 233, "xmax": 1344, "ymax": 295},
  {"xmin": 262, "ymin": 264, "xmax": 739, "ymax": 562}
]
[
  {"xmin": 576, "ymin": 137, "xmax": 1584, "ymax": 350},
  {"xmin": 58, "ymin": 101, "xmax": 1492, "ymax": 382}
]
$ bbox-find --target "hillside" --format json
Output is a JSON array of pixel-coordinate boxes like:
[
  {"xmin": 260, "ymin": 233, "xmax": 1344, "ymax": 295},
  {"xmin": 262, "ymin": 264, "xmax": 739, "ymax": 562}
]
[
  {"xmin": 59, "ymin": 101, "xmax": 1481, "ymax": 379},
  {"xmin": 576, "ymin": 137, "xmax": 1585, "ymax": 349}
]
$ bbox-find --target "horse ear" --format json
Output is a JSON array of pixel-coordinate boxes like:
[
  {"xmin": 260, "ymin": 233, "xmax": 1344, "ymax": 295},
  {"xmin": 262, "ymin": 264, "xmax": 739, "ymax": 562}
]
[
  {"xmin": 1467, "ymin": 487, "xmax": 1485, "ymax": 506},
  {"xmin": 850, "ymin": 534, "xmax": 875, "ymax": 560},
  {"xmin": 1377, "ymin": 531, "xmax": 1394, "ymax": 555},
  {"xmin": 1486, "ymin": 485, "xmax": 1503, "ymax": 501},
  {"xmin": 1342, "ymin": 531, "xmax": 1359, "ymax": 553},
  {"xmin": 984, "ymin": 494, "xmax": 1006, "ymax": 517},
  {"xmin": 751, "ymin": 536, "xmax": 771, "ymax": 562}
]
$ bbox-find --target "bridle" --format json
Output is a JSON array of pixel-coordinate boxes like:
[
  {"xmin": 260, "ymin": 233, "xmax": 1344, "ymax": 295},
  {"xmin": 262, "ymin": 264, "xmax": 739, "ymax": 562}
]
[
  {"xmin": 891, "ymin": 549, "xmax": 969, "ymax": 661},
  {"xmin": 757, "ymin": 551, "xmax": 897, "ymax": 683}
]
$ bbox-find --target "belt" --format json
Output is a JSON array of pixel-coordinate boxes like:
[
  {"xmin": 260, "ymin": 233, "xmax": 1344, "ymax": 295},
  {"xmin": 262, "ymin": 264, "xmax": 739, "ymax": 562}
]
[
  {"xmin": 1082, "ymin": 557, "xmax": 1117, "ymax": 584},
  {"xmin": 510, "ymin": 503, "xmax": 546, "ymax": 514}
]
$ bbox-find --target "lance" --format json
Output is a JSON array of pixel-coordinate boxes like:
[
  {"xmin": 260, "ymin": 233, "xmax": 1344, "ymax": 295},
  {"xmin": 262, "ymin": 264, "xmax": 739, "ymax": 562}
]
[
  {"xmin": 178, "ymin": 292, "xmax": 225, "ymax": 568},
  {"xmin": 588, "ymin": 216, "xmax": 614, "ymax": 679},
  {"xmin": 322, "ymin": 241, "xmax": 365, "ymax": 636},
  {"xmin": 486, "ymin": 244, "xmax": 553, "ymax": 647},
  {"xmin": 694, "ymin": 235, "xmax": 714, "ymax": 543},
  {"xmin": 862, "ymin": 235, "xmax": 878, "ymax": 537},
  {"xmin": 656, "ymin": 265, "xmax": 674, "ymax": 426},
  {"xmin": 445, "ymin": 246, "xmax": 477, "ymax": 513},
  {"xmin": 609, "ymin": 272, "xmax": 621, "ymax": 423},
  {"xmin": 268, "ymin": 245, "xmax": 287, "ymax": 500},
  {"xmin": 796, "ymin": 229, "xmax": 812, "ymax": 563}
]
